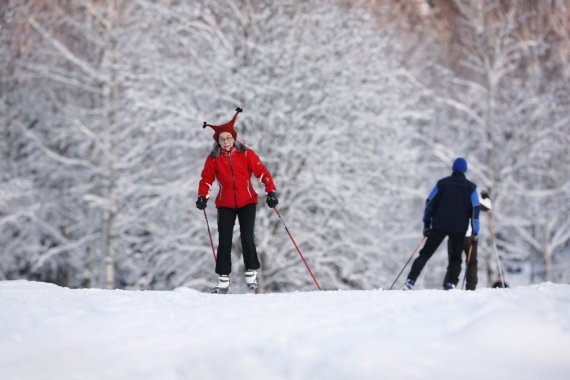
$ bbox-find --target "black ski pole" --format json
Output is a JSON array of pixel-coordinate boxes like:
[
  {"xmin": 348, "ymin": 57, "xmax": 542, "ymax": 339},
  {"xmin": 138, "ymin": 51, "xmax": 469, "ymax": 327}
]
[
  {"xmin": 203, "ymin": 210, "xmax": 217, "ymax": 262},
  {"xmin": 488, "ymin": 211, "xmax": 506, "ymax": 287},
  {"xmin": 274, "ymin": 208, "xmax": 322, "ymax": 291},
  {"xmin": 389, "ymin": 236, "xmax": 426, "ymax": 290},
  {"xmin": 461, "ymin": 241, "xmax": 474, "ymax": 290}
]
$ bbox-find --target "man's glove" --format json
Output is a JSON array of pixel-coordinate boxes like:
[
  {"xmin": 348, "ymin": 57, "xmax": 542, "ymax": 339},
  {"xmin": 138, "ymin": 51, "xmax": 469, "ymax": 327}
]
[
  {"xmin": 196, "ymin": 196, "xmax": 208, "ymax": 210},
  {"xmin": 266, "ymin": 192, "xmax": 278, "ymax": 208},
  {"xmin": 481, "ymin": 190, "xmax": 490, "ymax": 199},
  {"xmin": 471, "ymin": 234, "xmax": 479, "ymax": 243},
  {"xmin": 423, "ymin": 227, "xmax": 431, "ymax": 237}
]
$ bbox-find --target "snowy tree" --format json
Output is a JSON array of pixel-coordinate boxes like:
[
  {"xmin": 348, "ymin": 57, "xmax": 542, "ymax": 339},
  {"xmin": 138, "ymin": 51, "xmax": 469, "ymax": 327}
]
[
  {"xmin": 418, "ymin": 0, "xmax": 570, "ymax": 285},
  {"xmin": 0, "ymin": 1, "xmax": 83, "ymax": 284},
  {"xmin": 2, "ymin": 0, "xmax": 567, "ymax": 291}
]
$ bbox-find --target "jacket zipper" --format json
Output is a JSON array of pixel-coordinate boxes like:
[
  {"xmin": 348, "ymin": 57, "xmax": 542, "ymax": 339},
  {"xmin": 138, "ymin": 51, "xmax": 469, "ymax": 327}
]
[{"xmin": 228, "ymin": 152, "xmax": 238, "ymax": 208}]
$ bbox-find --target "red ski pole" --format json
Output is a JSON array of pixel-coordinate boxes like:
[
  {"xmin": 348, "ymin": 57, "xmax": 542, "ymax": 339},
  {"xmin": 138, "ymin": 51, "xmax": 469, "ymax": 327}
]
[
  {"xmin": 274, "ymin": 208, "xmax": 322, "ymax": 291},
  {"xmin": 203, "ymin": 210, "xmax": 217, "ymax": 262}
]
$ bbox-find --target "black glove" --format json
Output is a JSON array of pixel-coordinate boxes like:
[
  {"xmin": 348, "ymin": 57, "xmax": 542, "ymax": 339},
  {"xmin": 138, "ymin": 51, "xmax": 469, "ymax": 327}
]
[
  {"xmin": 266, "ymin": 192, "xmax": 278, "ymax": 208},
  {"xmin": 196, "ymin": 196, "xmax": 208, "ymax": 210},
  {"xmin": 471, "ymin": 234, "xmax": 479, "ymax": 243},
  {"xmin": 481, "ymin": 190, "xmax": 490, "ymax": 199},
  {"xmin": 423, "ymin": 227, "xmax": 431, "ymax": 237}
]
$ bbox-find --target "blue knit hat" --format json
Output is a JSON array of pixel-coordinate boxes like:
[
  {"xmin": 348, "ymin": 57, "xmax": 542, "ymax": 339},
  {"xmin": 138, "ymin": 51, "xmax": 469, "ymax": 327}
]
[{"xmin": 452, "ymin": 157, "xmax": 468, "ymax": 173}]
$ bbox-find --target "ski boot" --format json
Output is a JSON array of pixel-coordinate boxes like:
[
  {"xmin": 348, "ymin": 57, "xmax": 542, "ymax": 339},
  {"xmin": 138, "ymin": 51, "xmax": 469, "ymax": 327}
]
[
  {"xmin": 443, "ymin": 282, "xmax": 456, "ymax": 290},
  {"xmin": 245, "ymin": 269, "xmax": 258, "ymax": 293},
  {"xmin": 211, "ymin": 275, "xmax": 230, "ymax": 294},
  {"xmin": 402, "ymin": 279, "xmax": 415, "ymax": 291}
]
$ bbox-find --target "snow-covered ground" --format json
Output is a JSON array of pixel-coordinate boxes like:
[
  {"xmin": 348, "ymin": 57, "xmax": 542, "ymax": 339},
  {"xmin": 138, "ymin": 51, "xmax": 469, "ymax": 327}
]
[{"xmin": 1, "ymin": 280, "xmax": 569, "ymax": 380}]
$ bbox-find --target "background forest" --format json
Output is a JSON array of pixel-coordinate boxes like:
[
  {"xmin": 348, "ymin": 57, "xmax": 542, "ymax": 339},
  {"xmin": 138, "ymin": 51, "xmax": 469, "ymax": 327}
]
[{"xmin": 1, "ymin": 0, "xmax": 569, "ymax": 292}]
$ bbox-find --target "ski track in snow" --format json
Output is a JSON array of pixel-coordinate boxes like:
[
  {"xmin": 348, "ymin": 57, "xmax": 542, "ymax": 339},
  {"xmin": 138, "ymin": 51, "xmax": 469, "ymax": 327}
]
[{"xmin": 1, "ymin": 280, "xmax": 569, "ymax": 380}]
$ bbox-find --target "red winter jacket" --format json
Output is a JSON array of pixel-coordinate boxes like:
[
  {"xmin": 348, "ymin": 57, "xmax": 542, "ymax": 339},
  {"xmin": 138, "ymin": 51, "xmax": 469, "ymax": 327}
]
[{"xmin": 198, "ymin": 142, "xmax": 276, "ymax": 209}]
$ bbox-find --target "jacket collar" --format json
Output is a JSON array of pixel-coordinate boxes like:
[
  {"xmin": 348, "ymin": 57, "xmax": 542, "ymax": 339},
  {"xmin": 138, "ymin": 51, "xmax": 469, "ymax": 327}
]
[
  {"xmin": 220, "ymin": 146, "xmax": 236, "ymax": 156},
  {"xmin": 209, "ymin": 141, "xmax": 247, "ymax": 158}
]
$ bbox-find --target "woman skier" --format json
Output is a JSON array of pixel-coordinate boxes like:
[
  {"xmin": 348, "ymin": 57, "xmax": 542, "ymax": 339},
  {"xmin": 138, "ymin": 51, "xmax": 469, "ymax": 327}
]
[{"xmin": 196, "ymin": 108, "xmax": 278, "ymax": 293}]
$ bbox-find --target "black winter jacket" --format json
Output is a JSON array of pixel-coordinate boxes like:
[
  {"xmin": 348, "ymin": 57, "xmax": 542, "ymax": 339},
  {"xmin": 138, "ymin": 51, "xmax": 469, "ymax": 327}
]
[{"xmin": 422, "ymin": 172, "xmax": 480, "ymax": 234}]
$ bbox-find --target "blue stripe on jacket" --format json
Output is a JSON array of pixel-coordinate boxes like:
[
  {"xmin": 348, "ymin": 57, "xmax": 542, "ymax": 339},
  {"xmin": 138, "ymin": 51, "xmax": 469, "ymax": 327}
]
[
  {"xmin": 422, "ymin": 185, "xmax": 439, "ymax": 227},
  {"xmin": 471, "ymin": 189, "xmax": 480, "ymax": 234}
]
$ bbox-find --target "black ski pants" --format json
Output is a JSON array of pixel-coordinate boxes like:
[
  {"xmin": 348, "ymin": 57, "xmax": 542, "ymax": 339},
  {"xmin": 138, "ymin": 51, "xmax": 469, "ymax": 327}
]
[
  {"xmin": 407, "ymin": 229, "xmax": 465, "ymax": 287},
  {"xmin": 215, "ymin": 204, "xmax": 260, "ymax": 275}
]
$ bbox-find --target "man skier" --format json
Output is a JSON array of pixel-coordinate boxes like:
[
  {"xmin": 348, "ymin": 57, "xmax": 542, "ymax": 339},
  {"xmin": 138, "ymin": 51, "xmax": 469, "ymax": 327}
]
[{"xmin": 403, "ymin": 157, "xmax": 480, "ymax": 290}]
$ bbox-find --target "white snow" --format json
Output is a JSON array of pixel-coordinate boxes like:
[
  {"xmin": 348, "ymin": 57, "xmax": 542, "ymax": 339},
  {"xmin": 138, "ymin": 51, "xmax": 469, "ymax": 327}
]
[{"xmin": 1, "ymin": 280, "xmax": 569, "ymax": 380}]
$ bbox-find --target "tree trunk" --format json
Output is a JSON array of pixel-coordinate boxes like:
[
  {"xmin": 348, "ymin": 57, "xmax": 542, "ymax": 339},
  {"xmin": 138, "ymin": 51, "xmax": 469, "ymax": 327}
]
[{"xmin": 103, "ymin": 17, "xmax": 120, "ymax": 289}]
